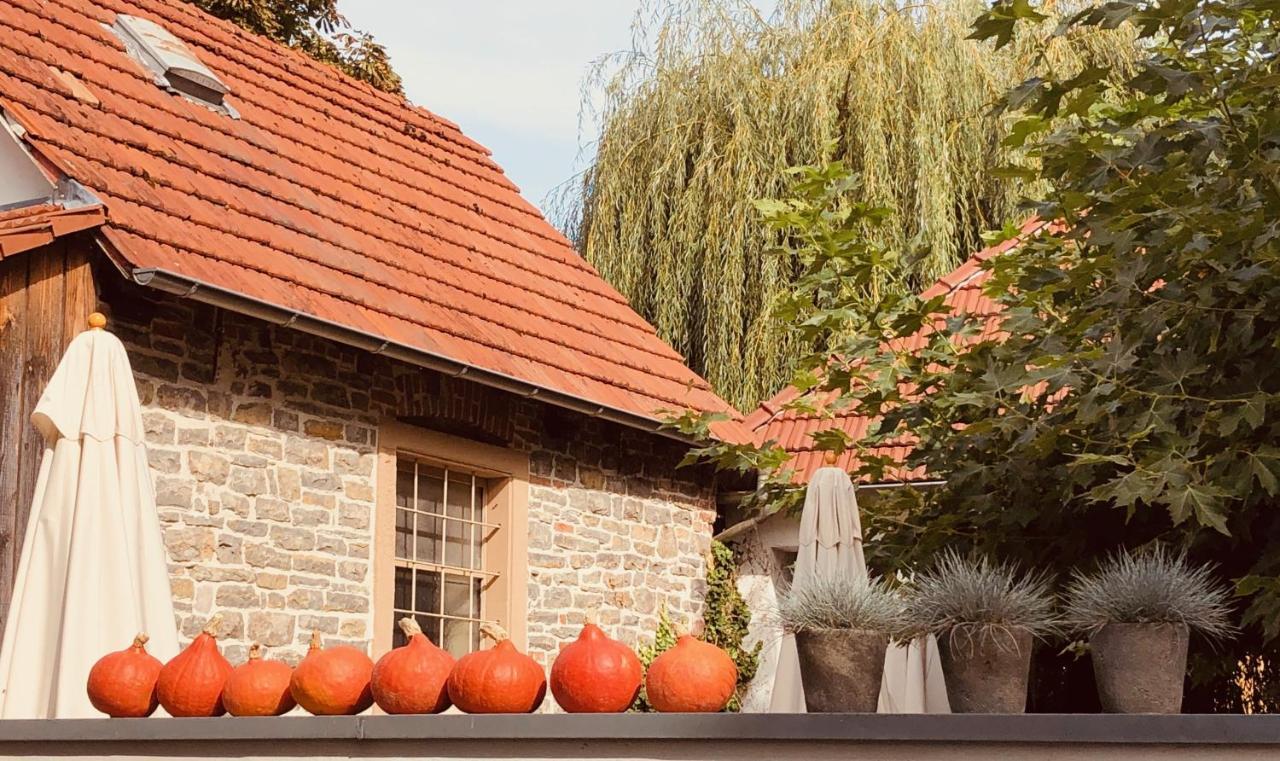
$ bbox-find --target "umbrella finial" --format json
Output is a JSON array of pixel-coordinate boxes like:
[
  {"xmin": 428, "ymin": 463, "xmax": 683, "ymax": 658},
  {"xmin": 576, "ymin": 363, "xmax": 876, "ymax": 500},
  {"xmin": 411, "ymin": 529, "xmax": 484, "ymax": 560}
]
[
  {"xmin": 87, "ymin": 312, "xmax": 107, "ymax": 330},
  {"xmin": 823, "ymin": 450, "xmax": 838, "ymax": 465}
]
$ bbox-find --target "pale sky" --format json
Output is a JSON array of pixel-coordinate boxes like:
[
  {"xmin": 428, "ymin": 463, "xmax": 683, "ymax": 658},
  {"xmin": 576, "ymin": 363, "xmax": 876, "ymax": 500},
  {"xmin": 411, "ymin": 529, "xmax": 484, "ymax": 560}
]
[
  {"xmin": 338, "ymin": 2, "xmax": 646, "ymax": 215},
  {"xmin": 339, "ymin": 2, "xmax": 774, "ymax": 217}
]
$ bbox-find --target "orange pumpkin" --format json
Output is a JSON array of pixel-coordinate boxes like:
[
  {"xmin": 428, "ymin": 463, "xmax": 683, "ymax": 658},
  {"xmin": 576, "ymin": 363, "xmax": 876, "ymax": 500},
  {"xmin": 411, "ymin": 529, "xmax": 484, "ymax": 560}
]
[
  {"xmin": 156, "ymin": 615, "xmax": 233, "ymax": 717},
  {"xmin": 448, "ymin": 622, "xmax": 546, "ymax": 714},
  {"xmin": 223, "ymin": 643, "xmax": 296, "ymax": 717},
  {"xmin": 371, "ymin": 618, "xmax": 454, "ymax": 714},
  {"xmin": 645, "ymin": 634, "xmax": 737, "ymax": 712},
  {"xmin": 550, "ymin": 620, "xmax": 642, "ymax": 713},
  {"xmin": 290, "ymin": 631, "xmax": 374, "ymax": 715},
  {"xmin": 86, "ymin": 633, "xmax": 163, "ymax": 717}
]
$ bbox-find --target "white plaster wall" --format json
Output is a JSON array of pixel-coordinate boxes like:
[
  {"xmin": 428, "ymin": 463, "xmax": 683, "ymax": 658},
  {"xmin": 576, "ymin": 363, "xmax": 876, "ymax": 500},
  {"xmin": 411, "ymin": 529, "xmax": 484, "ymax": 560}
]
[{"xmin": 731, "ymin": 513, "xmax": 801, "ymax": 713}]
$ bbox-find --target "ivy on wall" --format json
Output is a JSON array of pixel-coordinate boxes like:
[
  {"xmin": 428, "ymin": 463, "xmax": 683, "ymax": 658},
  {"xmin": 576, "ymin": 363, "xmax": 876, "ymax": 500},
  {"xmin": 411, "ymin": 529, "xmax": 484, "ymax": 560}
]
[{"xmin": 635, "ymin": 540, "xmax": 761, "ymax": 712}]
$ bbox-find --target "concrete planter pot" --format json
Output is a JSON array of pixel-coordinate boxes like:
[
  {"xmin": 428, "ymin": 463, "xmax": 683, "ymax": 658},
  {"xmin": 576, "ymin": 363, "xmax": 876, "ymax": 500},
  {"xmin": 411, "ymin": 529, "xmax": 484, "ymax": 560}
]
[
  {"xmin": 938, "ymin": 626, "xmax": 1033, "ymax": 713},
  {"xmin": 1091, "ymin": 622, "xmax": 1189, "ymax": 714},
  {"xmin": 794, "ymin": 629, "xmax": 888, "ymax": 713}
]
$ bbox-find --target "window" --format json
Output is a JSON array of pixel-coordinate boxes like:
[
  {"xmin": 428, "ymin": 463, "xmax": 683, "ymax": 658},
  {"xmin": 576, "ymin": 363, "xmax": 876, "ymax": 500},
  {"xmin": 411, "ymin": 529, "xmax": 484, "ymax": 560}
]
[
  {"xmin": 375, "ymin": 422, "xmax": 528, "ymax": 659},
  {"xmin": 392, "ymin": 458, "xmax": 492, "ymax": 655},
  {"xmin": 111, "ymin": 15, "xmax": 238, "ymax": 116}
]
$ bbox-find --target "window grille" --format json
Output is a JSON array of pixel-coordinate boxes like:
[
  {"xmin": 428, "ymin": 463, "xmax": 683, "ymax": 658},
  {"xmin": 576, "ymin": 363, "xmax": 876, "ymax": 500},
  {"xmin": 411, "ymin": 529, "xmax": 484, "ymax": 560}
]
[{"xmin": 391, "ymin": 457, "xmax": 499, "ymax": 656}]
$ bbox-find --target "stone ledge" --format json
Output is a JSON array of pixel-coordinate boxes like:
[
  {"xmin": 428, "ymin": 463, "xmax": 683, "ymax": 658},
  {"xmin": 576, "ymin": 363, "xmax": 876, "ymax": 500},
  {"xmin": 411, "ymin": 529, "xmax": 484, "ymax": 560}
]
[{"xmin": 2, "ymin": 713, "xmax": 1278, "ymax": 745}]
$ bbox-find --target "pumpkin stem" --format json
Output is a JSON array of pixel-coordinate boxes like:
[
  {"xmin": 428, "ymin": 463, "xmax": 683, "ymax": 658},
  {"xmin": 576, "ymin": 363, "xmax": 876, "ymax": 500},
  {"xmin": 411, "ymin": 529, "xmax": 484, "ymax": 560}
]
[
  {"xmin": 248, "ymin": 643, "xmax": 263, "ymax": 660},
  {"xmin": 202, "ymin": 614, "xmax": 223, "ymax": 637},
  {"xmin": 585, "ymin": 607, "xmax": 599, "ymax": 626},
  {"xmin": 479, "ymin": 621, "xmax": 510, "ymax": 643},
  {"xmin": 308, "ymin": 630, "xmax": 322, "ymax": 651},
  {"xmin": 397, "ymin": 617, "xmax": 423, "ymax": 639},
  {"xmin": 131, "ymin": 633, "xmax": 150, "ymax": 649}
]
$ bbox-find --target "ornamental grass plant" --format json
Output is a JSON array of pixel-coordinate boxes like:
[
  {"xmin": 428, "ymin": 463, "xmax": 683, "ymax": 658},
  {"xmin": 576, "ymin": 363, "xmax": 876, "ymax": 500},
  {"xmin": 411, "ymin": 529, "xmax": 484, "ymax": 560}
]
[
  {"xmin": 778, "ymin": 574, "xmax": 907, "ymax": 635},
  {"xmin": 904, "ymin": 550, "xmax": 1058, "ymax": 651},
  {"xmin": 1063, "ymin": 547, "xmax": 1235, "ymax": 639}
]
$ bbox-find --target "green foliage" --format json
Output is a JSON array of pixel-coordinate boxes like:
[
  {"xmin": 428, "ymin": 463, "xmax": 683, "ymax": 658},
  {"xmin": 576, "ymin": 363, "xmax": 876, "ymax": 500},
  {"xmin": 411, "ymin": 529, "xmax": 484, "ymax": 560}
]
[
  {"xmin": 185, "ymin": 0, "xmax": 401, "ymax": 93},
  {"xmin": 634, "ymin": 541, "xmax": 761, "ymax": 712},
  {"xmin": 560, "ymin": 0, "xmax": 1137, "ymax": 410},
  {"xmin": 675, "ymin": 0, "xmax": 1280, "ymax": 711}
]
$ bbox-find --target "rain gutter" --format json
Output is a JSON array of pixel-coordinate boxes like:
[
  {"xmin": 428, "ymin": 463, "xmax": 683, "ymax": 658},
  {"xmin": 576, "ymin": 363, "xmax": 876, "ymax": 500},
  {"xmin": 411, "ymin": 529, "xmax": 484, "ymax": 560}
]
[
  {"xmin": 713, "ymin": 479, "xmax": 947, "ymax": 543},
  {"xmin": 99, "ymin": 245, "xmax": 697, "ymax": 444}
]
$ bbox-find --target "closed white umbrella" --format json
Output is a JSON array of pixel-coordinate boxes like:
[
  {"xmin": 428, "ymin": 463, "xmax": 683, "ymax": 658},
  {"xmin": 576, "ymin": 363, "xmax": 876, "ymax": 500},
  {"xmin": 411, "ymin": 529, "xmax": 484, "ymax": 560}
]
[
  {"xmin": 769, "ymin": 457, "xmax": 948, "ymax": 713},
  {"xmin": 0, "ymin": 314, "xmax": 179, "ymax": 718}
]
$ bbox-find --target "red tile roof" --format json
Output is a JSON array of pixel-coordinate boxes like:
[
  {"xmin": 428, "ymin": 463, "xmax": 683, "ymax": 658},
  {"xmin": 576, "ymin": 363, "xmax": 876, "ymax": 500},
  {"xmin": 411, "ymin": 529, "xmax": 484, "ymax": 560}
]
[
  {"xmin": 745, "ymin": 218, "xmax": 1051, "ymax": 482},
  {"xmin": 0, "ymin": 0, "xmax": 746, "ymax": 439},
  {"xmin": 0, "ymin": 202, "xmax": 105, "ymax": 258}
]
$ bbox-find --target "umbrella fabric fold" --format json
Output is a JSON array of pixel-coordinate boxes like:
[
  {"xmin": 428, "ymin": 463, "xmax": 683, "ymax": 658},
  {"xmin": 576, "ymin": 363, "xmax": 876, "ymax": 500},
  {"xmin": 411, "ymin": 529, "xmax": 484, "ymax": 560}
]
[
  {"xmin": 0, "ymin": 326, "xmax": 179, "ymax": 718},
  {"xmin": 769, "ymin": 466, "xmax": 949, "ymax": 714}
]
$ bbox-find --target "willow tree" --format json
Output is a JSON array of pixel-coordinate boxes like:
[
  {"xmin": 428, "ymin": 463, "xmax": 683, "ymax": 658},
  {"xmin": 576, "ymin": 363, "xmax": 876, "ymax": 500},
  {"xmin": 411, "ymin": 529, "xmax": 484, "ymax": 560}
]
[{"xmin": 562, "ymin": 0, "xmax": 1135, "ymax": 410}]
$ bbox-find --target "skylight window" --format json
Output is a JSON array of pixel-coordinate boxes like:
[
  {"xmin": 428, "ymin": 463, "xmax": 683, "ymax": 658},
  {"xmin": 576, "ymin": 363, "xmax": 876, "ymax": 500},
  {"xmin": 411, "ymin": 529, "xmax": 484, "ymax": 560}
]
[{"xmin": 112, "ymin": 14, "xmax": 235, "ymax": 115}]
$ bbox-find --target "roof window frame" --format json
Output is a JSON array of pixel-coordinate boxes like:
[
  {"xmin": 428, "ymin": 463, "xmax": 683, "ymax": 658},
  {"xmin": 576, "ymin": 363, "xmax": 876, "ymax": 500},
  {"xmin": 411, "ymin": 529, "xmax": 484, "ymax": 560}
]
[{"xmin": 109, "ymin": 14, "xmax": 239, "ymax": 118}]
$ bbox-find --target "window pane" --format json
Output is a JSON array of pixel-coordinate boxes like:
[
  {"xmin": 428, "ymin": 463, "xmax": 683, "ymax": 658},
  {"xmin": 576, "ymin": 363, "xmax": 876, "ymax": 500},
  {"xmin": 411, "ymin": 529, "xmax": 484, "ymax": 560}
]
[
  {"xmin": 395, "ymin": 463, "xmax": 415, "ymax": 509},
  {"xmin": 444, "ymin": 473, "xmax": 470, "ymax": 568},
  {"xmin": 390, "ymin": 610, "xmax": 405, "ymax": 648},
  {"xmin": 394, "ymin": 508, "xmax": 412, "ymax": 561},
  {"xmin": 415, "ymin": 568, "xmax": 441, "ymax": 615},
  {"xmin": 418, "ymin": 614, "xmax": 442, "ymax": 646},
  {"xmin": 394, "ymin": 566, "xmax": 412, "ymax": 610},
  {"xmin": 415, "ymin": 514, "xmax": 441, "ymax": 564},
  {"xmin": 442, "ymin": 618, "xmax": 472, "ymax": 658},
  {"xmin": 472, "ymin": 483, "xmax": 485, "ymax": 571},
  {"xmin": 417, "ymin": 466, "xmax": 445, "ymax": 515},
  {"xmin": 443, "ymin": 573, "xmax": 470, "ymax": 618},
  {"xmin": 472, "ymin": 577, "xmax": 482, "ymax": 622}
]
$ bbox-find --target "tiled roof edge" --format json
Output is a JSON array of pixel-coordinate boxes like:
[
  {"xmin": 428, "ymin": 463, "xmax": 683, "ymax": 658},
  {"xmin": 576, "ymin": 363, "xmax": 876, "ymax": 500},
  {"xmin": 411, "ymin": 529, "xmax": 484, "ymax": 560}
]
[{"xmin": 96, "ymin": 230, "xmax": 733, "ymax": 445}]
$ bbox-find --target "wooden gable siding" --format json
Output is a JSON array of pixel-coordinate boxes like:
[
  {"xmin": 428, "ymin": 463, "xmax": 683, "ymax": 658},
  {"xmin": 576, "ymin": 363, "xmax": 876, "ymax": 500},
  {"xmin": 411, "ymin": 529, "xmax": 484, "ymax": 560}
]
[{"xmin": 0, "ymin": 236, "xmax": 97, "ymax": 630}]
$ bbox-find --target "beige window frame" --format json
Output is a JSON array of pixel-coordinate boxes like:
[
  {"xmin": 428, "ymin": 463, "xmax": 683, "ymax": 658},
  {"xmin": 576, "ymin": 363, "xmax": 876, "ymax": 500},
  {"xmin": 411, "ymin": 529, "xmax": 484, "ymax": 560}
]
[{"xmin": 374, "ymin": 421, "xmax": 528, "ymax": 657}]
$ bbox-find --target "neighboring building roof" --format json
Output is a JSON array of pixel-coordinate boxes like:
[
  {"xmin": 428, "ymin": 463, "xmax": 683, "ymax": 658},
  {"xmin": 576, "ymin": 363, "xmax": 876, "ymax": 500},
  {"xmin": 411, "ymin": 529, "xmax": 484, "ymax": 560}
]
[
  {"xmin": 0, "ymin": 0, "xmax": 747, "ymax": 440},
  {"xmin": 744, "ymin": 218, "xmax": 1051, "ymax": 483}
]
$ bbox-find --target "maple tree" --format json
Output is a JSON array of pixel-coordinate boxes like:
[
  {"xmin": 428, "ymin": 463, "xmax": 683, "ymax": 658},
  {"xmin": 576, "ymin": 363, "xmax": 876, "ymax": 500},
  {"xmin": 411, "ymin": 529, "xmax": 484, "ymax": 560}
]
[{"xmin": 679, "ymin": 0, "xmax": 1280, "ymax": 709}]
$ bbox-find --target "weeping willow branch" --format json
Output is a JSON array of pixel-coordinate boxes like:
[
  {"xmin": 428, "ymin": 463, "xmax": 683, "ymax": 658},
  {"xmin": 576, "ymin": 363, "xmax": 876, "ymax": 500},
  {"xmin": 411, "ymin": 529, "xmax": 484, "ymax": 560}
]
[{"xmin": 556, "ymin": 0, "xmax": 1135, "ymax": 410}]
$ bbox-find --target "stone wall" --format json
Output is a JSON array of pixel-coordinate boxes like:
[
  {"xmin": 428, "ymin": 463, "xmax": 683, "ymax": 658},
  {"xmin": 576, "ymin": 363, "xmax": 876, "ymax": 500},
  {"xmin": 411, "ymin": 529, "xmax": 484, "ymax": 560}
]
[
  {"xmin": 103, "ymin": 281, "xmax": 716, "ymax": 674},
  {"xmin": 520, "ymin": 418, "xmax": 715, "ymax": 665}
]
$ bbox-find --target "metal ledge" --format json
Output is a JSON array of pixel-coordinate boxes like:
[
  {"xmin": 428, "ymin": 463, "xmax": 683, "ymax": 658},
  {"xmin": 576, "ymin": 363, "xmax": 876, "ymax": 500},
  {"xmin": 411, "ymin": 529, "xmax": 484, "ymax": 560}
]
[{"xmin": 1, "ymin": 714, "xmax": 1278, "ymax": 746}]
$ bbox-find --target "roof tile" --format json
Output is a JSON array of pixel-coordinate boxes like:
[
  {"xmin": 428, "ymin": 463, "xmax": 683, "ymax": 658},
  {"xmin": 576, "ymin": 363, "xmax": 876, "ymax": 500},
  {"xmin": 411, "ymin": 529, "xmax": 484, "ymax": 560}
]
[
  {"xmin": 750, "ymin": 220, "xmax": 1048, "ymax": 482},
  {"xmin": 0, "ymin": 0, "xmax": 746, "ymax": 438}
]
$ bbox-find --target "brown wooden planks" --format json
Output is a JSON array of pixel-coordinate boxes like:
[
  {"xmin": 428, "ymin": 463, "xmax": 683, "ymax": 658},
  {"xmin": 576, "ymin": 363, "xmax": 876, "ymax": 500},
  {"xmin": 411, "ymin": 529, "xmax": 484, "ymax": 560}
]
[
  {"xmin": 12, "ymin": 242, "xmax": 67, "ymax": 603},
  {"xmin": 61, "ymin": 241, "xmax": 95, "ymax": 347},
  {"xmin": 0, "ymin": 254, "xmax": 30, "ymax": 630}
]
